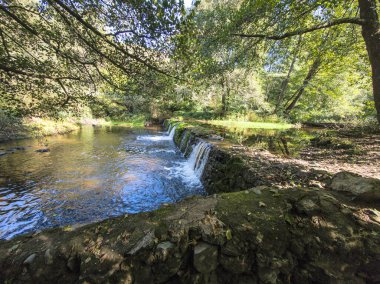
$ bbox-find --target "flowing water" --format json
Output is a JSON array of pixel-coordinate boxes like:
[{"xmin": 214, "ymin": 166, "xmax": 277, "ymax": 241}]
[{"xmin": 0, "ymin": 126, "xmax": 206, "ymax": 240}]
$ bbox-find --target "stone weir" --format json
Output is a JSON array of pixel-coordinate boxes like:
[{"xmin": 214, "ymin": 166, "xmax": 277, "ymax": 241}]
[
  {"xmin": 166, "ymin": 120, "xmax": 258, "ymax": 194},
  {"xmin": 0, "ymin": 121, "xmax": 379, "ymax": 284}
]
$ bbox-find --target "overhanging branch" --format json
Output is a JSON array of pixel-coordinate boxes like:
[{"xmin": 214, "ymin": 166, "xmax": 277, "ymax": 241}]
[{"xmin": 232, "ymin": 18, "xmax": 366, "ymax": 40}]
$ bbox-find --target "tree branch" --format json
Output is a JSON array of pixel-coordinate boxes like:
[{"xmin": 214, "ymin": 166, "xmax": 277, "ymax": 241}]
[
  {"xmin": 0, "ymin": 5, "xmax": 39, "ymax": 35},
  {"xmin": 231, "ymin": 18, "xmax": 366, "ymax": 40},
  {"xmin": 0, "ymin": 64, "xmax": 81, "ymax": 81},
  {"xmin": 48, "ymin": 0, "xmax": 179, "ymax": 79}
]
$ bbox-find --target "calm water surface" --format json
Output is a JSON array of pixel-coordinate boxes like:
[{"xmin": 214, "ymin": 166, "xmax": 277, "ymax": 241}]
[
  {"xmin": 200, "ymin": 124, "xmax": 323, "ymax": 157},
  {"xmin": 0, "ymin": 126, "xmax": 204, "ymax": 239}
]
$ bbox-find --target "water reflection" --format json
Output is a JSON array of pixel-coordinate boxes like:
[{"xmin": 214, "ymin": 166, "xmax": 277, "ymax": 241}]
[
  {"xmin": 201, "ymin": 125, "xmax": 320, "ymax": 157},
  {"xmin": 0, "ymin": 126, "xmax": 205, "ymax": 239}
]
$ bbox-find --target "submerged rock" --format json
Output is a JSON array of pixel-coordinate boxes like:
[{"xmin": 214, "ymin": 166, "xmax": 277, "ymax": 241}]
[{"xmin": 35, "ymin": 148, "xmax": 50, "ymax": 153}]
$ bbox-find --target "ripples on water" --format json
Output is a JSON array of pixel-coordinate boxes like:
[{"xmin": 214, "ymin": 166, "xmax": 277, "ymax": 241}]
[{"xmin": 0, "ymin": 126, "xmax": 205, "ymax": 239}]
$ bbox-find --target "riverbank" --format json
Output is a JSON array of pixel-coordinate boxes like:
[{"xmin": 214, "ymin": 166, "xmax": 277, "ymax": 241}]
[
  {"xmin": 174, "ymin": 119, "xmax": 380, "ymax": 180},
  {"xmin": 0, "ymin": 120, "xmax": 379, "ymax": 283},
  {"xmin": 166, "ymin": 119, "xmax": 380, "ymax": 199},
  {"xmin": 0, "ymin": 117, "xmax": 80, "ymax": 143},
  {"xmin": 0, "ymin": 116, "xmax": 146, "ymax": 143},
  {"xmin": 0, "ymin": 187, "xmax": 379, "ymax": 283}
]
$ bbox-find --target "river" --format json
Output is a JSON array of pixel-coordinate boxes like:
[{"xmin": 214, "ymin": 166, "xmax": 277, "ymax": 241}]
[{"xmin": 0, "ymin": 125, "xmax": 205, "ymax": 239}]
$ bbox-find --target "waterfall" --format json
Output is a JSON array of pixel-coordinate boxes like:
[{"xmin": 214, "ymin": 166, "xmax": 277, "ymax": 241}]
[
  {"xmin": 187, "ymin": 141, "xmax": 212, "ymax": 178},
  {"xmin": 166, "ymin": 123, "xmax": 173, "ymax": 134},
  {"xmin": 169, "ymin": 125, "xmax": 177, "ymax": 139}
]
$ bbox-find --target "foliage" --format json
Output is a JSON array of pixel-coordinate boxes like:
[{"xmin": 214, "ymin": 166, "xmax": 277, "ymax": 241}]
[
  {"xmin": 203, "ymin": 120, "xmax": 293, "ymax": 130},
  {"xmin": 174, "ymin": 0, "xmax": 377, "ymax": 124},
  {"xmin": 0, "ymin": 0, "xmax": 185, "ymax": 117},
  {"xmin": 0, "ymin": 0, "xmax": 379, "ymax": 127}
]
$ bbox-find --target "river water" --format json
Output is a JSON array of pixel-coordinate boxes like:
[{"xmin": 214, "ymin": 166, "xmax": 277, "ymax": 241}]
[{"xmin": 0, "ymin": 126, "xmax": 205, "ymax": 239}]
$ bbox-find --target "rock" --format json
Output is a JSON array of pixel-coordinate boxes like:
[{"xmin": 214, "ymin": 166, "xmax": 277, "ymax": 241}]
[
  {"xmin": 128, "ymin": 230, "xmax": 155, "ymax": 255},
  {"xmin": 295, "ymin": 198, "xmax": 319, "ymax": 215},
  {"xmin": 258, "ymin": 267, "xmax": 278, "ymax": 284},
  {"xmin": 208, "ymin": 134, "xmax": 224, "ymax": 141},
  {"xmin": 0, "ymin": 151, "xmax": 7, "ymax": 156},
  {"xmin": 193, "ymin": 242, "xmax": 218, "ymax": 273},
  {"xmin": 220, "ymin": 254, "xmax": 251, "ymax": 274},
  {"xmin": 221, "ymin": 241, "xmax": 241, "ymax": 257},
  {"xmin": 249, "ymin": 187, "xmax": 262, "ymax": 195},
  {"xmin": 154, "ymin": 241, "xmax": 181, "ymax": 282},
  {"xmin": 361, "ymin": 209, "xmax": 380, "ymax": 225},
  {"xmin": 309, "ymin": 180, "xmax": 324, "ymax": 189},
  {"xmin": 259, "ymin": 201, "xmax": 267, "ymax": 208},
  {"xmin": 44, "ymin": 249, "xmax": 53, "ymax": 265},
  {"xmin": 330, "ymin": 172, "xmax": 380, "ymax": 202},
  {"xmin": 156, "ymin": 241, "xmax": 175, "ymax": 260},
  {"xmin": 67, "ymin": 255, "xmax": 80, "ymax": 273},
  {"xmin": 35, "ymin": 148, "xmax": 50, "ymax": 153},
  {"xmin": 24, "ymin": 253, "xmax": 36, "ymax": 265},
  {"xmin": 8, "ymin": 244, "xmax": 19, "ymax": 253},
  {"xmin": 14, "ymin": 146, "xmax": 26, "ymax": 151},
  {"xmin": 157, "ymin": 241, "xmax": 175, "ymax": 251}
]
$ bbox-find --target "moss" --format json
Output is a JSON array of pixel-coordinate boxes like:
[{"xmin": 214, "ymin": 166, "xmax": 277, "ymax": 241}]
[
  {"xmin": 163, "ymin": 119, "xmax": 171, "ymax": 130},
  {"xmin": 180, "ymin": 130, "xmax": 192, "ymax": 153},
  {"xmin": 173, "ymin": 123, "xmax": 186, "ymax": 146}
]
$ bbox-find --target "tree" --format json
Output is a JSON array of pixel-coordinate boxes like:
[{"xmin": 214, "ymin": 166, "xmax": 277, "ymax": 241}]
[
  {"xmin": 0, "ymin": 0, "xmax": 185, "ymax": 116},
  {"xmin": 231, "ymin": 0, "xmax": 380, "ymax": 123}
]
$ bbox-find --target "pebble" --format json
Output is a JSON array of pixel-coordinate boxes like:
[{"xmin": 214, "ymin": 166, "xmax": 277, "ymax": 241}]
[
  {"xmin": 250, "ymin": 188, "xmax": 262, "ymax": 195},
  {"xmin": 24, "ymin": 253, "xmax": 36, "ymax": 265},
  {"xmin": 259, "ymin": 202, "xmax": 267, "ymax": 208}
]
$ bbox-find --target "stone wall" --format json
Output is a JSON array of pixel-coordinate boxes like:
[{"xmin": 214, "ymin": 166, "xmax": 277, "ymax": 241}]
[
  {"xmin": 1, "ymin": 189, "xmax": 379, "ymax": 283},
  {"xmin": 168, "ymin": 122, "xmax": 258, "ymax": 194}
]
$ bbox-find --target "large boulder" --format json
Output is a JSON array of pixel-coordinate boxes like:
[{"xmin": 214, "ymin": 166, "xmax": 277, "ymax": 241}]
[{"xmin": 330, "ymin": 171, "xmax": 380, "ymax": 202}]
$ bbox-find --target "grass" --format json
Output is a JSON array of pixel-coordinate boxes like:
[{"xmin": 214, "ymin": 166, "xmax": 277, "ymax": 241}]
[
  {"xmin": 0, "ymin": 117, "xmax": 80, "ymax": 142},
  {"xmin": 25, "ymin": 117, "xmax": 80, "ymax": 137},
  {"xmin": 111, "ymin": 120, "xmax": 144, "ymax": 127},
  {"xmin": 109, "ymin": 114, "xmax": 146, "ymax": 127},
  {"xmin": 196, "ymin": 119, "xmax": 294, "ymax": 130}
]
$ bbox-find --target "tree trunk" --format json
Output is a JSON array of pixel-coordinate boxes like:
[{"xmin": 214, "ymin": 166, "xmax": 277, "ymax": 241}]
[
  {"xmin": 275, "ymin": 35, "xmax": 302, "ymax": 113},
  {"xmin": 358, "ymin": 0, "xmax": 380, "ymax": 124},
  {"xmin": 221, "ymin": 75, "xmax": 229, "ymax": 116},
  {"xmin": 285, "ymin": 57, "xmax": 321, "ymax": 112}
]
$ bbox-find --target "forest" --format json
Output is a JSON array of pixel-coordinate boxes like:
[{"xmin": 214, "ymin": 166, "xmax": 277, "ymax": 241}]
[{"xmin": 0, "ymin": 0, "xmax": 379, "ymax": 128}]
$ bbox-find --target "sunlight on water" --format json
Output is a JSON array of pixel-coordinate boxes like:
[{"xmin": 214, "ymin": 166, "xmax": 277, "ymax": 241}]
[{"xmin": 0, "ymin": 126, "xmax": 205, "ymax": 239}]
